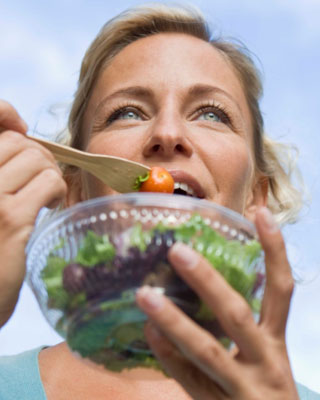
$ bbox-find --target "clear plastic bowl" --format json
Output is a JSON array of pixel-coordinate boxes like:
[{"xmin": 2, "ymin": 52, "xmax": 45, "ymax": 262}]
[{"xmin": 26, "ymin": 193, "xmax": 264, "ymax": 372}]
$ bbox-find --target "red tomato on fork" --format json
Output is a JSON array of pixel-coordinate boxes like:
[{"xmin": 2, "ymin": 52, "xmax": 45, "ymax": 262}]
[{"xmin": 139, "ymin": 167, "xmax": 174, "ymax": 193}]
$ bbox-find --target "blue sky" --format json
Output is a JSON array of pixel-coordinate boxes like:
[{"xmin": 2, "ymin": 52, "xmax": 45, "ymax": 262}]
[{"xmin": 0, "ymin": 0, "xmax": 320, "ymax": 392}]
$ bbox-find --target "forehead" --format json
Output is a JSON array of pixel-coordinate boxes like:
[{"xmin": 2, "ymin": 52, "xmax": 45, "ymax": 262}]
[{"xmin": 87, "ymin": 33, "xmax": 252, "ymax": 133}]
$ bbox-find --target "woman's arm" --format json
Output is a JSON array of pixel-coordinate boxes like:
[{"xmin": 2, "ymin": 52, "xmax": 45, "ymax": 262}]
[
  {"xmin": 136, "ymin": 207, "xmax": 300, "ymax": 399},
  {"xmin": 0, "ymin": 100, "xmax": 67, "ymax": 327}
]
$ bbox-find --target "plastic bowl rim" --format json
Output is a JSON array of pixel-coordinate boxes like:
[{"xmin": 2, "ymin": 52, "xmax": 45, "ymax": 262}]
[{"xmin": 26, "ymin": 193, "xmax": 257, "ymax": 255}]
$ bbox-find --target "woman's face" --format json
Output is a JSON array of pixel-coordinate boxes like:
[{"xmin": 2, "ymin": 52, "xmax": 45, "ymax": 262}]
[{"xmin": 75, "ymin": 33, "xmax": 265, "ymax": 218}]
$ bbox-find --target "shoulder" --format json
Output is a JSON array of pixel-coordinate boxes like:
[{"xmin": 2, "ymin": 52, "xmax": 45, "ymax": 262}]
[
  {"xmin": 0, "ymin": 347, "xmax": 47, "ymax": 400},
  {"xmin": 296, "ymin": 382, "xmax": 320, "ymax": 399}
]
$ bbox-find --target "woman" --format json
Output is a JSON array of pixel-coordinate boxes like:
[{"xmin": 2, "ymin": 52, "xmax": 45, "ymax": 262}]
[{"xmin": 0, "ymin": 4, "xmax": 318, "ymax": 399}]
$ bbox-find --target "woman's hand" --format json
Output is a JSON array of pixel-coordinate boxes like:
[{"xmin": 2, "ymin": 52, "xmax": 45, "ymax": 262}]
[
  {"xmin": 136, "ymin": 207, "xmax": 299, "ymax": 399},
  {"xmin": 0, "ymin": 100, "xmax": 67, "ymax": 327}
]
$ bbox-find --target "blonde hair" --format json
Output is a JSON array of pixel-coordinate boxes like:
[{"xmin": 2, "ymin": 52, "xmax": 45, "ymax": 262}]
[{"xmin": 62, "ymin": 3, "xmax": 303, "ymax": 225}]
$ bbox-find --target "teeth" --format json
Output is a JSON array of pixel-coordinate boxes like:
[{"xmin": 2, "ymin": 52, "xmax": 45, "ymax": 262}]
[
  {"xmin": 174, "ymin": 182, "xmax": 196, "ymax": 197},
  {"xmin": 180, "ymin": 183, "xmax": 188, "ymax": 192}
]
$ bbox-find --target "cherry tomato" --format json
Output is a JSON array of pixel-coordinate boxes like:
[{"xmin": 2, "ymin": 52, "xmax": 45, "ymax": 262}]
[{"xmin": 139, "ymin": 167, "xmax": 174, "ymax": 193}]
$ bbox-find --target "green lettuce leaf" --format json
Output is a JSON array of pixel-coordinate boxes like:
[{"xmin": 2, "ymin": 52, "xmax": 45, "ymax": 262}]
[
  {"xmin": 41, "ymin": 256, "xmax": 70, "ymax": 310},
  {"xmin": 130, "ymin": 223, "xmax": 152, "ymax": 252},
  {"xmin": 41, "ymin": 231, "xmax": 116, "ymax": 311},
  {"xmin": 75, "ymin": 231, "xmax": 116, "ymax": 267},
  {"xmin": 172, "ymin": 214, "xmax": 262, "ymax": 303}
]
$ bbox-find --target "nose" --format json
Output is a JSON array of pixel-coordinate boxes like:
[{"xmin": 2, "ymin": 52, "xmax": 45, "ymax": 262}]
[{"xmin": 142, "ymin": 114, "xmax": 193, "ymax": 159}]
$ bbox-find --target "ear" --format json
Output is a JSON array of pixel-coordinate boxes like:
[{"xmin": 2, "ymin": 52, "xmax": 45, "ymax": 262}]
[
  {"xmin": 244, "ymin": 175, "xmax": 269, "ymax": 223},
  {"xmin": 62, "ymin": 167, "xmax": 84, "ymax": 208}
]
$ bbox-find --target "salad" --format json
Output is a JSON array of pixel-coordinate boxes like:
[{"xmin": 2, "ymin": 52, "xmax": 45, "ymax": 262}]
[{"xmin": 41, "ymin": 214, "xmax": 263, "ymax": 372}]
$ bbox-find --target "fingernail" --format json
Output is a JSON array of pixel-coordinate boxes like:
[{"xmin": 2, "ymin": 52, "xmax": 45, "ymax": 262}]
[
  {"xmin": 137, "ymin": 285, "xmax": 164, "ymax": 311},
  {"xmin": 170, "ymin": 242, "xmax": 199, "ymax": 269},
  {"xmin": 260, "ymin": 207, "xmax": 278, "ymax": 233}
]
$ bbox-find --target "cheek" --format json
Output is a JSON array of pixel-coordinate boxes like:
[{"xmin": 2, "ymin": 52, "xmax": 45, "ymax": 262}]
[
  {"xmin": 85, "ymin": 132, "xmax": 140, "ymax": 159},
  {"xmin": 206, "ymin": 139, "xmax": 254, "ymax": 212}
]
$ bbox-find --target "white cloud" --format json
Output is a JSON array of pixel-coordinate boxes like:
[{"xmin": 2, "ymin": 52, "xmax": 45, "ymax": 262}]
[
  {"xmin": 0, "ymin": 15, "xmax": 81, "ymax": 132},
  {"xmin": 1, "ymin": 20, "xmax": 79, "ymax": 90},
  {"xmin": 209, "ymin": 0, "xmax": 320, "ymax": 42},
  {"xmin": 279, "ymin": 0, "xmax": 320, "ymax": 42}
]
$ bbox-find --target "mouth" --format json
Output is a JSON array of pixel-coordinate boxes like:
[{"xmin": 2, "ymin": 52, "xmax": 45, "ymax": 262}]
[{"xmin": 168, "ymin": 170, "xmax": 205, "ymax": 199}]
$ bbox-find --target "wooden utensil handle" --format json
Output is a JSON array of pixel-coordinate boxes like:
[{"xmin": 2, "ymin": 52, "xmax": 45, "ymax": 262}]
[{"xmin": 29, "ymin": 137, "xmax": 94, "ymax": 168}]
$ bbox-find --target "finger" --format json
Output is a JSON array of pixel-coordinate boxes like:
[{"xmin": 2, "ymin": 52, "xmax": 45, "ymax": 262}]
[
  {"xmin": 0, "ymin": 147, "xmax": 62, "ymax": 193},
  {"xmin": 168, "ymin": 242, "xmax": 264, "ymax": 361},
  {"xmin": 0, "ymin": 100, "xmax": 28, "ymax": 133},
  {"xmin": 145, "ymin": 322, "xmax": 225, "ymax": 400},
  {"xmin": 14, "ymin": 168, "xmax": 67, "ymax": 219},
  {"xmin": 0, "ymin": 131, "xmax": 57, "ymax": 167},
  {"xmin": 136, "ymin": 286, "xmax": 239, "ymax": 394},
  {"xmin": 255, "ymin": 207, "xmax": 294, "ymax": 338}
]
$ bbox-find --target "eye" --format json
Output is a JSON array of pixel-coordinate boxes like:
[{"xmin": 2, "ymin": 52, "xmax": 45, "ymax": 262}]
[
  {"xmin": 118, "ymin": 109, "xmax": 141, "ymax": 120},
  {"xmin": 197, "ymin": 110, "xmax": 221, "ymax": 122},
  {"xmin": 193, "ymin": 105, "xmax": 231, "ymax": 126},
  {"xmin": 106, "ymin": 106, "xmax": 143, "ymax": 125}
]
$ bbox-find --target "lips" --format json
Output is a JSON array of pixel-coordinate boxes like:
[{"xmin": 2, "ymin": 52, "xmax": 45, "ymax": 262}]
[{"xmin": 168, "ymin": 170, "xmax": 205, "ymax": 199}]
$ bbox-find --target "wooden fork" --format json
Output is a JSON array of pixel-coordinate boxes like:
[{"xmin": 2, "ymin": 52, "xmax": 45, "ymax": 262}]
[{"xmin": 29, "ymin": 136, "xmax": 150, "ymax": 193}]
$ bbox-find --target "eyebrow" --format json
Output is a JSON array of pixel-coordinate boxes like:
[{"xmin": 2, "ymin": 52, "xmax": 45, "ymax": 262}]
[
  {"xmin": 187, "ymin": 84, "xmax": 241, "ymax": 112},
  {"xmin": 94, "ymin": 83, "xmax": 241, "ymax": 115},
  {"xmin": 94, "ymin": 86, "xmax": 153, "ymax": 116}
]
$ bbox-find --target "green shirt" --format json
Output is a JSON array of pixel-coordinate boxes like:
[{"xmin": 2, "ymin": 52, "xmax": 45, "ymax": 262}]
[{"xmin": 0, "ymin": 347, "xmax": 319, "ymax": 399}]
